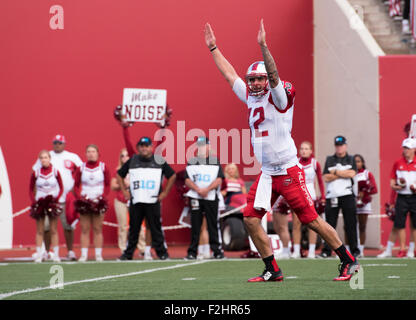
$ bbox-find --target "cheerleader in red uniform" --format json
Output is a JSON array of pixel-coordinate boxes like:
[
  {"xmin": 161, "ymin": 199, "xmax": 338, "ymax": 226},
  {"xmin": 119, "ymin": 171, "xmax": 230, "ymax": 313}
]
[
  {"xmin": 354, "ymin": 154, "xmax": 377, "ymax": 257},
  {"xmin": 74, "ymin": 145, "xmax": 110, "ymax": 262},
  {"xmin": 29, "ymin": 150, "xmax": 63, "ymax": 263},
  {"xmin": 292, "ymin": 141, "xmax": 326, "ymax": 258}
]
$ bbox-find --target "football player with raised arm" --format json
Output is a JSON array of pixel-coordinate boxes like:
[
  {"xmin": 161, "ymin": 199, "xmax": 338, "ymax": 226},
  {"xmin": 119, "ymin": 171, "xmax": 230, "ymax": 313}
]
[{"xmin": 205, "ymin": 20, "xmax": 359, "ymax": 281}]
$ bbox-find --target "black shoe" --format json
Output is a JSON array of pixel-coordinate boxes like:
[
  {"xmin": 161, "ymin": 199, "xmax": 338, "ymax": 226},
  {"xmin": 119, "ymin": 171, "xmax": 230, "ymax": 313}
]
[
  {"xmin": 213, "ymin": 252, "xmax": 225, "ymax": 259},
  {"xmin": 117, "ymin": 254, "xmax": 132, "ymax": 261},
  {"xmin": 159, "ymin": 253, "xmax": 169, "ymax": 260},
  {"xmin": 317, "ymin": 251, "xmax": 331, "ymax": 258},
  {"xmin": 248, "ymin": 268, "xmax": 284, "ymax": 282},
  {"xmin": 333, "ymin": 259, "xmax": 360, "ymax": 281},
  {"xmin": 185, "ymin": 253, "xmax": 196, "ymax": 260}
]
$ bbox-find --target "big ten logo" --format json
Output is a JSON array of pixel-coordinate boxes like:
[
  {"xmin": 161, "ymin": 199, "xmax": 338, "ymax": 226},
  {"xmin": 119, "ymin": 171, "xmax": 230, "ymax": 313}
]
[
  {"xmin": 133, "ymin": 180, "xmax": 156, "ymax": 190},
  {"xmin": 192, "ymin": 174, "xmax": 211, "ymax": 183},
  {"xmin": 49, "ymin": 265, "xmax": 64, "ymax": 289},
  {"xmin": 349, "ymin": 267, "xmax": 364, "ymax": 290},
  {"xmin": 349, "ymin": 5, "xmax": 365, "ymax": 31},
  {"xmin": 49, "ymin": 5, "xmax": 64, "ymax": 30}
]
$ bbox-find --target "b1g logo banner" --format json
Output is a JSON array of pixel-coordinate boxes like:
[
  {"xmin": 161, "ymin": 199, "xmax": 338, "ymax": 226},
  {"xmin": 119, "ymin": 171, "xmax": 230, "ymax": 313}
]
[
  {"xmin": 133, "ymin": 180, "xmax": 156, "ymax": 190},
  {"xmin": 122, "ymin": 88, "xmax": 166, "ymax": 123}
]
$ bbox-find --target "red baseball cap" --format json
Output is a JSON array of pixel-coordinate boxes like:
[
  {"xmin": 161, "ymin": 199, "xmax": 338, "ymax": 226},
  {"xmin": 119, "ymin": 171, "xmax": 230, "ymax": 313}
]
[{"xmin": 53, "ymin": 134, "xmax": 66, "ymax": 144}]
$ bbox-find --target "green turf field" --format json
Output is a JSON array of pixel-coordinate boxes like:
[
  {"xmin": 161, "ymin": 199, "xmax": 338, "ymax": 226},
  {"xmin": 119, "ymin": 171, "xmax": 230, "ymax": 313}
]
[{"xmin": 0, "ymin": 258, "xmax": 415, "ymax": 300}]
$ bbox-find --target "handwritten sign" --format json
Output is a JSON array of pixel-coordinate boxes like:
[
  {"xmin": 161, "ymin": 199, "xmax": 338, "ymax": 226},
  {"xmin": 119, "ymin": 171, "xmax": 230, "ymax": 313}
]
[{"xmin": 122, "ymin": 88, "xmax": 166, "ymax": 123}]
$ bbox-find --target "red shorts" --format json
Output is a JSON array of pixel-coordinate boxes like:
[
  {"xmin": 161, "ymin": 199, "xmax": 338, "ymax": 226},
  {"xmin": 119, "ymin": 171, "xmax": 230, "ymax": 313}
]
[{"xmin": 243, "ymin": 165, "xmax": 318, "ymax": 225}]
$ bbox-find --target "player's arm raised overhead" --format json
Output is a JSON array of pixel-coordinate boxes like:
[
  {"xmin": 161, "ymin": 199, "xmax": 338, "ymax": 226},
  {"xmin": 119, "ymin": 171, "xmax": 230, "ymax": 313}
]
[
  {"xmin": 257, "ymin": 19, "xmax": 288, "ymax": 110},
  {"xmin": 205, "ymin": 23, "xmax": 239, "ymax": 87}
]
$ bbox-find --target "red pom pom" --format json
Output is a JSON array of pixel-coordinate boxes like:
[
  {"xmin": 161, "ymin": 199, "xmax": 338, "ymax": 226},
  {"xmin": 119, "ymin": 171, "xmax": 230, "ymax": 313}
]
[
  {"xmin": 74, "ymin": 197, "xmax": 94, "ymax": 215},
  {"xmin": 30, "ymin": 195, "xmax": 62, "ymax": 219}
]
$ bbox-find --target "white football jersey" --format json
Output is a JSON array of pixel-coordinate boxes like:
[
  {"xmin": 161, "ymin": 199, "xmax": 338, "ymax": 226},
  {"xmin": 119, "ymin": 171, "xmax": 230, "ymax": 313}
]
[
  {"xmin": 33, "ymin": 150, "xmax": 82, "ymax": 203},
  {"xmin": 233, "ymin": 78, "xmax": 299, "ymax": 175}
]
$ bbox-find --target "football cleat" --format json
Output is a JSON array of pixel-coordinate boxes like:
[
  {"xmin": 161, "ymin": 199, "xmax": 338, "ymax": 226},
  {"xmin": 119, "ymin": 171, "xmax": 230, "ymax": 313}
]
[
  {"xmin": 407, "ymin": 250, "xmax": 415, "ymax": 258},
  {"xmin": 333, "ymin": 260, "xmax": 360, "ymax": 281},
  {"xmin": 248, "ymin": 268, "xmax": 284, "ymax": 282}
]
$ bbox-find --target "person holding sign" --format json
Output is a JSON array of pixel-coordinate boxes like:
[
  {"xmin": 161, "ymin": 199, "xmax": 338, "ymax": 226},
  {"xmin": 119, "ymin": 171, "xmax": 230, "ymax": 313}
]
[
  {"xmin": 114, "ymin": 104, "xmax": 173, "ymax": 259},
  {"xmin": 184, "ymin": 136, "xmax": 225, "ymax": 260},
  {"xmin": 117, "ymin": 136, "xmax": 176, "ymax": 260}
]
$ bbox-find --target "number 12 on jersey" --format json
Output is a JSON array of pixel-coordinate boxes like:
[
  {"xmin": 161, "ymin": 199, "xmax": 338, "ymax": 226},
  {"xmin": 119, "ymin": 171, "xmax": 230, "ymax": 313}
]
[{"xmin": 249, "ymin": 106, "xmax": 269, "ymax": 138}]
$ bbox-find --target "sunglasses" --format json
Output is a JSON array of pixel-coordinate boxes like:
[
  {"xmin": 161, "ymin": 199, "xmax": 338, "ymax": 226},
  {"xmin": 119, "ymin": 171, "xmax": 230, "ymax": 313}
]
[{"xmin": 53, "ymin": 141, "xmax": 63, "ymax": 145}]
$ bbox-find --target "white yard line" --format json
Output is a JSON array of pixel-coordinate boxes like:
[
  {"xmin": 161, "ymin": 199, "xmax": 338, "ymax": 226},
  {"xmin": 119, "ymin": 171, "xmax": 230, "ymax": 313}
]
[{"xmin": 0, "ymin": 260, "xmax": 211, "ymax": 300}]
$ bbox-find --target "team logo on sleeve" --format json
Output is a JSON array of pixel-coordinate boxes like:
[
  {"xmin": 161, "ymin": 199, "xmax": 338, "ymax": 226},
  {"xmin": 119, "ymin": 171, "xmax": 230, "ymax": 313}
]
[{"xmin": 64, "ymin": 160, "xmax": 75, "ymax": 171}]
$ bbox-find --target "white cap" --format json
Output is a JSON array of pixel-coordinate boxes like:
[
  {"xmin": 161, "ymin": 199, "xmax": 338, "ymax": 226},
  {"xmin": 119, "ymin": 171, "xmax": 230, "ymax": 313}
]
[{"xmin": 402, "ymin": 138, "xmax": 416, "ymax": 149}]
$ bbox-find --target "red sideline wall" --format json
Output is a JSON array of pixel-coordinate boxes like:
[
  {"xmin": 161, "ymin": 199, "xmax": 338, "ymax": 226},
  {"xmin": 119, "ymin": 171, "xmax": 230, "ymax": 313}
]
[
  {"xmin": 379, "ymin": 56, "xmax": 416, "ymax": 246},
  {"xmin": 0, "ymin": 0, "xmax": 313, "ymax": 246}
]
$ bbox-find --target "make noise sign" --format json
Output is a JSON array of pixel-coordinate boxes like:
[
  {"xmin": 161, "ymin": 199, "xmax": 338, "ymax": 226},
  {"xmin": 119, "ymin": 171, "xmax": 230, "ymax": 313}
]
[{"xmin": 122, "ymin": 88, "xmax": 167, "ymax": 123}]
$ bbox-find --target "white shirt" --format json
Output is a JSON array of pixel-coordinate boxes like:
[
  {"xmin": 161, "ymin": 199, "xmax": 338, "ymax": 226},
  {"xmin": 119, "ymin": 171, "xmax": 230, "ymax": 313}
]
[
  {"xmin": 232, "ymin": 78, "xmax": 299, "ymax": 175},
  {"xmin": 33, "ymin": 150, "xmax": 82, "ymax": 203}
]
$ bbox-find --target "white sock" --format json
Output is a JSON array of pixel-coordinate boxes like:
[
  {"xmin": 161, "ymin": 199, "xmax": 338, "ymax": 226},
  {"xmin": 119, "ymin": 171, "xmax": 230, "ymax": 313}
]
[
  {"xmin": 203, "ymin": 244, "xmax": 210, "ymax": 255},
  {"xmin": 53, "ymin": 246, "xmax": 59, "ymax": 257},
  {"xmin": 198, "ymin": 245, "xmax": 203, "ymax": 254},
  {"xmin": 36, "ymin": 246, "xmax": 42, "ymax": 256},
  {"xmin": 309, "ymin": 244, "xmax": 316, "ymax": 254},
  {"xmin": 145, "ymin": 246, "xmax": 151, "ymax": 255},
  {"xmin": 95, "ymin": 248, "xmax": 102, "ymax": 257},
  {"xmin": 81, "ymin": 248, "xmax": 88, "ymax": 257},
  {"xmin": 41, "ymin": 242, "xmax": 46, "ymax": 253},
  {"xmin": 408, "ymin": 242, "xmax": 415, "ymax": 253},
  {"xmin": 283, "ymin": 247, "xmax": 290, "ymax": 255},
  {"xmin": 359, "ymin": 245, "xmax": 365, "ymax": 254},
  {"xmin": 386, "ymin": 241, "xmax": 394, "ymax": 252},
  {"xmin": 293, "ymin": 244, "xmax": 300, "ymax": 254}
]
